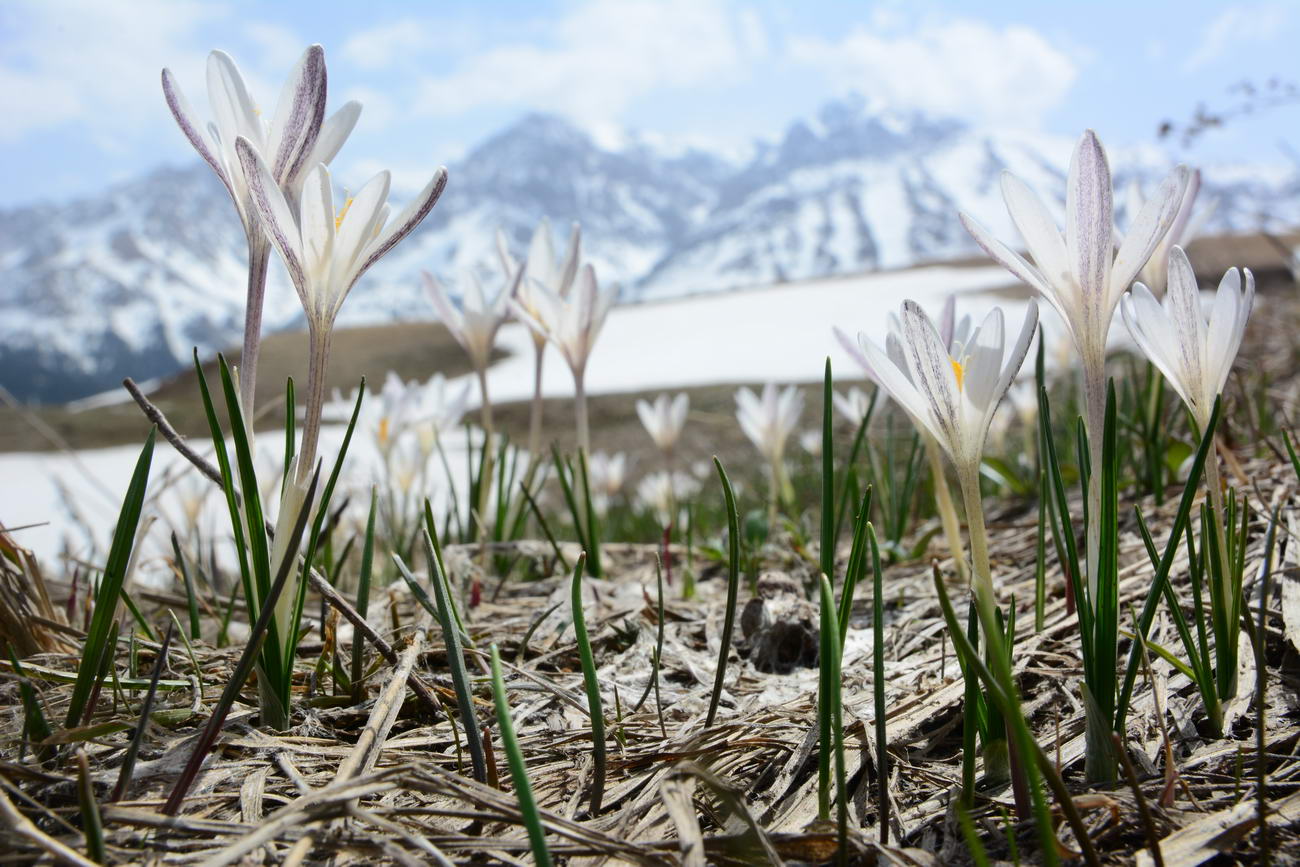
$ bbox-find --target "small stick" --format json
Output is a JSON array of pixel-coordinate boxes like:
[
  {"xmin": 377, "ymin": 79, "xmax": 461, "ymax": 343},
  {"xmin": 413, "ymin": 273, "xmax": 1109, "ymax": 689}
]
[
  {"xmin": 0, "ymin": 784, "xmax": 98, "ymax": 867},
  {"xmin": 1112, "ymin": 733, "xmax": 1163, "ymax": 867},
  {"xmin": 124, "ymin": 377, "xmax": 443, "ymax": 719}
]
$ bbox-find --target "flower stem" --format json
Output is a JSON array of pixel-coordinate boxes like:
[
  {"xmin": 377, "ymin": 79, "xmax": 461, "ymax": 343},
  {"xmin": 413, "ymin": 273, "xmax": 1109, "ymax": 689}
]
[
  {"xmin": 925, "ymin": 437, "xmax": 969, "ymax": 586},
  {"xmin": 1082, "ymin": 357, "xmax": 1107, "ymax": 605},
  {"xmin": 957, "ymin": 466, "xmax": 998, "ymax": 647},
  {"xmin": 573, "ymin": 366, "xmax": 590, "ymax": 457},
  {"xmin": 1203, "ymin": 438, "xmax": 1237, "ymax": 698},
  {"xmin": 296, "ymin": 323, "xmax": 331, "ymax": 486},
  {"xmin": 238, "ymin": 237, "xmax": 271, "ymax": 428},
  {"xmin": 476, "ymin": 366, "xmax": 495, "ymax": 564},
  {"xmin": 528, "ymin": 340, "xmax": 546, "ymax": 461}
]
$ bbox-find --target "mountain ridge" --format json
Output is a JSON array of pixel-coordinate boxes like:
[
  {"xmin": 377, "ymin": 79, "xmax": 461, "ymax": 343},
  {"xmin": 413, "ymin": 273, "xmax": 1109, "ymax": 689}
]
[{"xmin": 3, "ymin": 97, "xmax": 1296, "ymax": 402}]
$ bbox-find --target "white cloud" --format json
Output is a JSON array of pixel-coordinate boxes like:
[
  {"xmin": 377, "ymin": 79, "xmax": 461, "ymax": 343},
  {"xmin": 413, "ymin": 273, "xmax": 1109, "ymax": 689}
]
[
  {"xmin": 340, "ymin": 19, "xmax": 433, "ymax": 70},
  {"xmin": 0, "ymin": 0, "xmax": 219, "ymax": 144},
  {"xmin": 788, "ymin": 18, "xmax": 1078, "ymax": 128},
  {"xmin": 411, "ymin": 0, "xmax": 767, "ymax": 121},
  {"xmin": 1184, "ymin": 3, "xmax": 1290, "ymax": 72}
]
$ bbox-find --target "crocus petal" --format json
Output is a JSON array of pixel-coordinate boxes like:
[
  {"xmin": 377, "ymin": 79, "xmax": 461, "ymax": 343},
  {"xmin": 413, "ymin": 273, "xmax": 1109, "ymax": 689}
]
[
  {"xmin": 527, "ymin": 217, "xmax": 558, "ymax": 288},
  {"xmin": 1110, "ymin": 166, "xmax": 1189, "ymax": 308},
  {"xmin": 422, "ymin": 271, "xmax": 463, "ymax": 336},
  {"xmin": 1122, "ymin": 287, "xmax": 1194, "ymax": 411},
  {"xmin": 1002, "ymin": 172, "xmax": 1071, "ymax": 289},
  {"xmin": 859, "ymin": 333, "xmax": 946, "ymax": 447},
  {"xmin": 558, "ymin": 222, "xmax": 582, "ymax": 295},
  {"xmin": 358, "ymin": 168, "xmax": 448, "ymax": 278},
  {"xmin": 960, "ymin": 211, "xmax": 1056, "ymax": 302},
  {"xmin": 298, "ymin": 165, "xmax": 335, "ymax": 281},
  {"xmin": 1164, "ymin": 246, "xmax": 1207, "ymax": 386},
  {"xmin": 1205, "ymin": 267, "xmax": 1252, "ymax": 397},
  {"xmin": 336, "ymin": 170, "xmax": 392, "ymax": 271},
  {"xmin": 160, "ymin": 69, "xmax": 225, "ymax": 183},
  {"xmin": 496, "ymin": 228, "xmax": 518, "ymax": 277},
  {"xmin": 833, "ymin": 326, "xmax": 874, "ymax": 378},
  {"xmin": 671, "ymin": 393, "xmax": 689, "ymax": 431},
  {"xmin": 988, "ymin": 301, "xmax": 1038, "ymax": 435},
  {"xmin": 900, "ymin": 301, "xmax": 964, "ymax": 455},
  {"xmin": 302, "ymin": 100, "xmax": 362, "ymax": 175},
  {"xmin": 206, "ymin": 50, "xmax": 261, "ymax": 146},
  {"xmin": 266, "ymin": 44, "xmax": 326, "ymax": 183},
  {"xmin": 1066, "ymin": 130, "xmax": 1113, "ymax": 318},
  {"xmin": 237, "ymin": 137, "xmax": 307, "ymax": 296},
  {"xmin": 963, "ymin": 307, "xmax": 1005, "ymax": 415},
  {"xmin": 635, "ymin": 399, "xmax": 656, "ymax": 435}
]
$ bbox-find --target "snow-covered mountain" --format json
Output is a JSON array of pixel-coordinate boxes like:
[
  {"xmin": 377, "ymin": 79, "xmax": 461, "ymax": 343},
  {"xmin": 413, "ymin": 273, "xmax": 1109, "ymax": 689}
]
[{"xmin": 3, "ymin": 97, "xmax": 1296, "ymax": 402}]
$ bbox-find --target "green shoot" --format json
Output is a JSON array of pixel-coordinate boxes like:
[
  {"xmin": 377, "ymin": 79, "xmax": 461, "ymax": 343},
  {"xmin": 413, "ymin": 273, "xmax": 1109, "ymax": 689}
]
[
  {"xmin": 489, "ymin": 643, "xmax": 553, "ymax": 867},
  {"xmin": 705, "ymin": 457, "xmax": 741, "ymax": 729},
  {"xmin": 569, "ymin": 550, "xmax": 605, "ymax": 815}
]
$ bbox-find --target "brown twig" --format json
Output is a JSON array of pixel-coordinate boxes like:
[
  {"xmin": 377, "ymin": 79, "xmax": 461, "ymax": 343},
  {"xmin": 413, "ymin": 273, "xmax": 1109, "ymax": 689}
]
[
  {"xmin": 1112, "ymin": 733, "xmax": 1164, "ymax": 867},
  {"xmin": 122, "ymin": 376, "xmax": 443, "ymax": 719}
]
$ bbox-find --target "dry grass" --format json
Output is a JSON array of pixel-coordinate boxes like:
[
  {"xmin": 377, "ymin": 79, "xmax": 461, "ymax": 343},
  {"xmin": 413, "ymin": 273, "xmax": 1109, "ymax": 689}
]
[{"xmin": 2, "ymin": 248, "xmax": 1300, "ymax": 863}]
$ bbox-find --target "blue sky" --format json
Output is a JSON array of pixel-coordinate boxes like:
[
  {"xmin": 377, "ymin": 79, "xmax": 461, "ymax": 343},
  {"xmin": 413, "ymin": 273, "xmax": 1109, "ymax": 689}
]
[{"xmin": 2, "ymin": 0, "xmax": 1297, "ymax": 205}]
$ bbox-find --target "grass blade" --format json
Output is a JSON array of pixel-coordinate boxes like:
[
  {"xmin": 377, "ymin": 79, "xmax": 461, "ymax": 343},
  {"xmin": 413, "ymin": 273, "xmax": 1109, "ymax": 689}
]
[
  {"xmin": 705, "ymin": 457, "xmax": 741, "ymax": 729},
  {"xmin": 163, "ymin": 466, "xmax": 320, "ymax": 815},
  {"xmin": 489, "ymin": 644, "xmax": 553, "ymax": 867},
  {"xmin": 170, "ymin": 533, "xmax": 201, "ymax": 642},
  {"xmin": 65, "ymin": 427, "xmax": 155, "ymax": 730},
  {"xmin": 74, "ymin": 748, "xmax": 104, "ymax": 863},
  {"xmin": 868, "ymin": 522, "xmax": 889, "ymax": 843},
  {"xmin": 569, "ymin": 551, "xmax": 606, "ymax": 815},
  {"xmin": 418, "ymin": 527, "xmax": 487, "ymax": 782},
  {"xmin": 111, "ymin": 620, "xmax": 173, "ymax": 802},
  {"xmin": 821, "ymin": 357, "xmax": 835, "ymax": 580},
  {"xmin": 350, "ymin": 487, "xmax": 377, "ymax": 705}
]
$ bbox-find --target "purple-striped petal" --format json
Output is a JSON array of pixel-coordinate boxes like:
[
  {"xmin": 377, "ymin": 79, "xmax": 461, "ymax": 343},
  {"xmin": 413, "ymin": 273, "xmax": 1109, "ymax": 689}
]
[
  {"xmin": 1111, "ymin": 166, "xmax": 1189, "ymax": 308},
  {"xmin": 267, "ymin": 44, "xmax": 327, "ymax": 184},
  {"xmin": 357, "ymin": 168, "xmax": 448, "ymax": 280},
  {"xmin": 1066, "ymin": 130, "xmax": 1113, "ymax": 321},
  {"xmin": 236, "ymin": 137, "xmax": 307, "ymax": 302}
]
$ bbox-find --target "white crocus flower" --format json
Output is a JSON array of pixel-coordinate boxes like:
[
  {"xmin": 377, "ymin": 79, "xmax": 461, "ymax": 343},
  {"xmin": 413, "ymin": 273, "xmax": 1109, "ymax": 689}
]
[
  {"xmin": 512, "ymin": 264, "xmax": 617, "ymax": 455},
  {"xmin": 1125, "ymin": 169, "xmax": 1217, "ymax": 296},
  {"xmin": 424, "ymin": 269, "xmax": 521, "ymax": 376},
  {"xmin": 637, "ymin": 471, "xmax": 702, "ymax": 528},
  {"xmin": 1121, "ymin": 246, "xmax": 1254, "ymax": 433},
  {"xmin": 162, "ymin": 46, "xmax": 360, "ymax": 415},
  {"xmin": 854, "ymin": 298, "xmax": 976, "ymax": 584},
  {"xmin": 859, "ymin": 300, "xmax": 1038, "ymax": 483},
  {"xmin": 424, "ymin": 266, "xmax": 522, "ymax": 538},
  {"xmin": 960, "ymin": 130, "xmax": 1188, "ymax": 599},
  {"xmin": 832, "ymin": 386, "xmax": 873, "ymax": 425},
  {"xmin": 1125, "ymin": 246, "xmax": 1253, "ymax": 682},
  {"xmin": 499, "ymin": 219, "xmax": 582, "ymax": 459},
  {"xmin": 238, "ymin": 140, "xmax": 448, "ymax": 483},
  {"xmin": 587, "ymin": 451, "xmax": 628, "ymax": 517},
  {"xmin": 411, "ymin": 374, "xmax": 473, "ymax": 458},
  {"xmin": 861, "ymin": 300, "xmax": 1037, "ymax": 656},
  {"xmin": 636, "ymin": 393, "xmax": 690, "ymax": 456},
  {"xmin": 736, "ymin": 383, "xmax": 804, "ymax": 525},
  {"xmin": 736, "ymin": 383, "xmax": 803, "ymax": 466}
]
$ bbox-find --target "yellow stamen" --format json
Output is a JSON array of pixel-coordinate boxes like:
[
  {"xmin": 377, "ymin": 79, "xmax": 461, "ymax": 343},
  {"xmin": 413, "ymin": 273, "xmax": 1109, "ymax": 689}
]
[
  {"xmin": 950, "ymin": 357, "xmax": 965, "ymax": 392},
  {"xmin": 335, "ymin": 195, "xmax": 354, "ymax": 230},
  {"xmin": 377, "ymin": 417, "xmax": 389, "ymax": 446}
]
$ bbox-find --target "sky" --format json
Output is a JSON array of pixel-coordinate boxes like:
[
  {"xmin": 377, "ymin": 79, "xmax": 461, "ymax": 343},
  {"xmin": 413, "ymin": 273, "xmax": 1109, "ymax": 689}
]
[{"xmin": 2, "ymin": 0, "xmax": 1298, "ymax": 205}]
